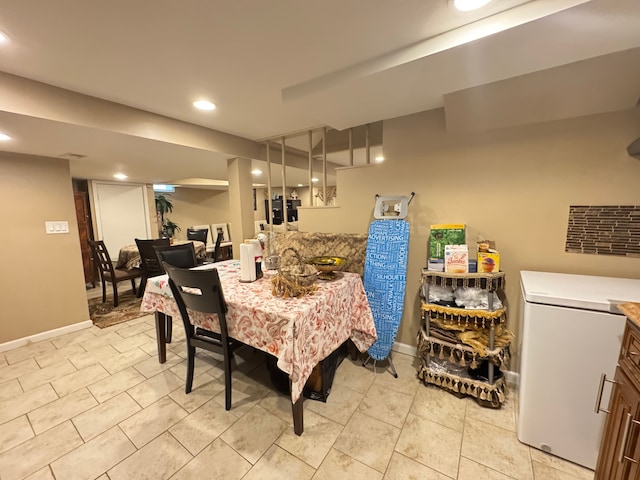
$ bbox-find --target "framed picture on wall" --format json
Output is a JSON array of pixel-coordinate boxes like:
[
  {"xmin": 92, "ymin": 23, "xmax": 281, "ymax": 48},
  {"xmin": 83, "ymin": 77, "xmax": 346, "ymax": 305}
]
[{"xmin": 210, "ymin": 223, "xmax": 231, "ymax": 243}]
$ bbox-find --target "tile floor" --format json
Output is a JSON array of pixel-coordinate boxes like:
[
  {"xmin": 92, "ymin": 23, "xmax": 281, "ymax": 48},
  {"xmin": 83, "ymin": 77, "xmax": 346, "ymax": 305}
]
[{"xmin": 0, "ymin": 287, "xmax": 596, "ymax": 480}]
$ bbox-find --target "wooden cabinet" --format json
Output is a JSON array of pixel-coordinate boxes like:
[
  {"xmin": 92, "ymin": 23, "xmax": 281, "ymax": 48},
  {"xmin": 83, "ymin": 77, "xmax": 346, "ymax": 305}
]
[
  {"xmin": 74, "ymin": 191, "xmax": 95, "ymax": 285},
  {"xmin": 596, "ymin": 318, "xmax": 640, "ymax": 479}
]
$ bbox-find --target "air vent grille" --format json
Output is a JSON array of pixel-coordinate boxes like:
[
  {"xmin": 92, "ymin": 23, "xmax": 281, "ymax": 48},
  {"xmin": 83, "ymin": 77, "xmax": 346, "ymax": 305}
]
[{"xmin": 58, "ymin": 152, "xmax": 87, "ymax": 160}]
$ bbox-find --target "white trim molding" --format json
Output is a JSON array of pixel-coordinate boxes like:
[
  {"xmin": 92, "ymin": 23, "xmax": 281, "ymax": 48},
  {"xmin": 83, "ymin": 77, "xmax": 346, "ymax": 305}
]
[{"xmin": 0, "ymin": 320, "xmax": 93, "ymax": 353}]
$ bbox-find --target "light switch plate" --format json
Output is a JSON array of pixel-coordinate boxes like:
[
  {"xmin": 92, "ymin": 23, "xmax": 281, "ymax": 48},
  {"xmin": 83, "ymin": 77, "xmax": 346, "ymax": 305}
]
[{"xmin": 45, "ymin": 221, "xmax": 69, "ymax": 234}]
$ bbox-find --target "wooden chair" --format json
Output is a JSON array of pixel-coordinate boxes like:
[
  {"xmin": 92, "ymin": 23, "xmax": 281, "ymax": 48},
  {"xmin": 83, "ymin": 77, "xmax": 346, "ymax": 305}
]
[
  {"xmin": 212, "ymin": 231, "xmax": 224, "ymax": 262},
  {"xmin": 88, "ymin": 240, "xmax": 142, "ymax": 307},
  {"xmin": 153, "ymin": 243, "xmax": 198, "ymax": 270},
  {"xmin": 187, "ymin": 228, "xmax": 208, "ymax": 245},
  {"xmin": 153, "ymin": 243, "xmax": 198, "ymax": 343},
  {"xmin": 164, "ymin": 263, "xmax": 242, "ymax": 409},
  {"xmin": 135, "ymin": 238, "xmax": 170, "ymax": 297}
]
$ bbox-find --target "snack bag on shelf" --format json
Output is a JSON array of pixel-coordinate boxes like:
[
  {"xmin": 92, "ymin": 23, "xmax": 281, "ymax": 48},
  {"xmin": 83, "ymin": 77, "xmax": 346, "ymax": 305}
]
[{"xmin": 477, "ymin": 240, "xmax": 500, "ymax": 273}]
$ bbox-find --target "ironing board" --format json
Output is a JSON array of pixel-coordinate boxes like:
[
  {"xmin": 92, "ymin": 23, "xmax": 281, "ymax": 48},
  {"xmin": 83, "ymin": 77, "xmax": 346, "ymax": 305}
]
[{"xmin": 363, "ymin": 218, "xmax": 410, "ymax": 376}]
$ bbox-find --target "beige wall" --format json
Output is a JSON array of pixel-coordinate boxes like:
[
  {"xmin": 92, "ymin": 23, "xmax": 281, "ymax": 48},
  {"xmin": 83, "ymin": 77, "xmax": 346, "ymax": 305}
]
[
  {"xmin": 301, "ymin": 107, "xmax": 640, "ymax": 368},
  {"xmin": 0, "ymin": 153, "xmax": 89, "ymax": 344},
  {"xmin": 145, "ymin": 185, "xmax": 159, "ymax": 238},
  {"xmin": 162, "ymin": 187, "xmax": 230, "ymax": 242}
]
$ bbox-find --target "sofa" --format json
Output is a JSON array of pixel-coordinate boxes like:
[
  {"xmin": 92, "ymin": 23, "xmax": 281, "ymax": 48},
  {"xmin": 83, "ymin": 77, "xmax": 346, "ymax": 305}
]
[{"xmin": 271, "ymin": 231, "xmax": 369, "ymax": 277}]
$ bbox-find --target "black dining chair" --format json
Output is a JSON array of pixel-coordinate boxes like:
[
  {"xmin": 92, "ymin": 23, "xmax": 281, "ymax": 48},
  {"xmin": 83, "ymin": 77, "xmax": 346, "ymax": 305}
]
[
  {"xmin": 153, "ymin": 243, "xmax": 198, "ymax": 270},
  {"xmin": 187, "ymin": 228, "xmax": 209, "ymax": 246},
  {"xmin": 88, "ymin": 240, "xmax": 142, "ymax": 307},
  {"xmin": 212, "ymin": 231, "xmax": 224, "ymax": 262},
  {"xmin": 164, "ymin": 263, "xmax": 242, "ymax": 409},
  {"xmin": 135, "ymin": 238, "xmax": 170, "ymax": 297},
  {"xmin": 153, "ymin": 242, "xmax": 199, "ymax": 343}
]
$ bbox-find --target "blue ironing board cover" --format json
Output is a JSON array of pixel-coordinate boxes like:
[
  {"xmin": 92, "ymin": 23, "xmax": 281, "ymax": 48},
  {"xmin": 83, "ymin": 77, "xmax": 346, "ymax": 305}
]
[{"xmin": 364, "ymin": 219, "xmax": 410, "ymax": 360}]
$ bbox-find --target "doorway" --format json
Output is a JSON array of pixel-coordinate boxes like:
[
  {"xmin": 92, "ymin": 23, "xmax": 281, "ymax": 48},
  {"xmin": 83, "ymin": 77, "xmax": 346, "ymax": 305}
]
[{"xmin": 91, "ymin": 181, "xmax": 152, "ymax": 258}]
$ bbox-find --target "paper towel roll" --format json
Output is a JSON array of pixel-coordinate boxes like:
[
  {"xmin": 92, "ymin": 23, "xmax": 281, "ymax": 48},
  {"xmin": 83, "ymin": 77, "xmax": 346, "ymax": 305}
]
[
  {"xmin": 240, "ymin": 243, "xmax": 256, "ymax": 282},
  {"xmin": 247, "ymin": 238, "xmax": 263, "ymax": 279},
  {"xmin": 249, "ymin": 239, "xmax": 262, "ymax": 259}
]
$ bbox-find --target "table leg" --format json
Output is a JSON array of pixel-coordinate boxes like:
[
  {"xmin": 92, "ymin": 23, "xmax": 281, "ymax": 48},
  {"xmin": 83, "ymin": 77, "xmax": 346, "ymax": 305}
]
[
  {"xmin": 155, "ymin": 312, "xmax": 167, "ymax": 364},
  {"xmin": 291, "ymin": 395, "xmax": 304, "ymax": 435}
]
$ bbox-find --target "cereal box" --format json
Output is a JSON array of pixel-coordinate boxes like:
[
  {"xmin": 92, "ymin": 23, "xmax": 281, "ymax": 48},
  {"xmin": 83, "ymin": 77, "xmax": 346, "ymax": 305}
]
[
  {"xmin": 429, "ymin": 224, "xmax": 466, "ymax": 259},
  {"xmin": 444, "ymin": 245, "xmax": 469, "ymax": 273}
]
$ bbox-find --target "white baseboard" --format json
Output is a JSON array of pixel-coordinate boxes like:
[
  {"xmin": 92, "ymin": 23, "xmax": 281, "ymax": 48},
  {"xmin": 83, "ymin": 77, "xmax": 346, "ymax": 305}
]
[
  {"xmin": 0, "ymin": 320, "xmax": 93, "ymax": 353},
  {"xmin": 505, "ymin": 371, "xmax": 520, "ymax": 386},
  {"xmin": 391, "ymin": 341, "xmax": 418, "ymax": 357},
  {"xmin": 390, "ymin": 341, "xmax": 519, "ymax": 386}
]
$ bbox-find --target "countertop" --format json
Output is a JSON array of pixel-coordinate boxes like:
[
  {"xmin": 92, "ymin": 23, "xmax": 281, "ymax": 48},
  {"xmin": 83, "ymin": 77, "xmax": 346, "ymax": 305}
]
[{"xmin": 619, "ymin": 302, "xmax": 640, "ymax": 328}]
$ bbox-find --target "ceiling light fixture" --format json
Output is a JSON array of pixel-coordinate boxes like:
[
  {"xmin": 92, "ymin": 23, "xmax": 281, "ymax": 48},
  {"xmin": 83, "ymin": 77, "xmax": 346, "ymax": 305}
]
[
  {"xmin": 113, "ymin": 173, "xmax": 128, "ymax": 180},
  {"xmin": 0, "ymin": 31, "xmax": 9, "ymax": 44},
  {"xmin": 311, "ymin": 178, "xmax": 319, "ymax": 183},
  {"xmin": 251, "ymin": 169, "xmax": 262, "ymax": 175},
  {"xmin": 153, "ymin": 184, "xmax": 175, "ymax": 192},
  {"xmin": 375, "ymin": 156, "xmax": 385, "ymax": 163},
  {"xmin": 452, "ymin": 0, "xmax": 493, "ymax": 12},
  {"xmin": 0, "ymin": 132, "xmax": 11, "ymax": 141},
  {"xmin": 297, "ymin": 184, "xmax": 303, "ymax": 187},
  {"xmin": 193, "ymin": 100, "xmax": 216, "ymax": 111}
]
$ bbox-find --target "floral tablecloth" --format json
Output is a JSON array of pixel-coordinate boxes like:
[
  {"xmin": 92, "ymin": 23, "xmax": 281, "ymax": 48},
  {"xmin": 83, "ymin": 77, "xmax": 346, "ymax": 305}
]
[
  {"xmin": 140, "ymin": 260, "xmax": 377, "ymax": 403},
  {"xmin": 116, "ymin": 240, "xmax": 206, "ymax": 269}
]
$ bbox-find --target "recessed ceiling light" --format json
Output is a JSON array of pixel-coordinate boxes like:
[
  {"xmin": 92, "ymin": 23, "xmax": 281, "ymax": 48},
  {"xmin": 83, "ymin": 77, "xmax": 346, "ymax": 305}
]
[
  {"xmin": 113, "ymin": 173, "xmax": 128, "ymax": 180},
  {"xmin": 375, "ymin": 156, "xmax": 385, "ymax": 163},
  {"xmin": 193, "ymin": 100, "xmax": 216, "ymax": 111},
  {"xmin": 251, "ymin": 169, "xmax": 262, "ymax": 175},
  {"xmin": 297, "ymin": 184, "xmax": 303, "ymax": 187},
  {"xmin": 452, "ymin": 0, "xmax": 493, "ymax": 12},
  {"xmin": 0, "ymin": 132, "xmax": 11, "ymax": 141},
  {"xmin": 311, "ymin": 178, "xmax": 319, "ymax": 183},
  {"xmin": 0, "ymin": 31, "xmax": 9, "ymax": 44}
]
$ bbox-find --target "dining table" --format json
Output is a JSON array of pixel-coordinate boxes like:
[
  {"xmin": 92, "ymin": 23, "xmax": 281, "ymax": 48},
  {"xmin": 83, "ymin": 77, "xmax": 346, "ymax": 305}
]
[
  {"xmin": 140, "ymin": 260, "xmax": 378, "ymax": 435},
  {"xmin": 116, "ymin": 240, "xmax": 206, "ymax": 269}
]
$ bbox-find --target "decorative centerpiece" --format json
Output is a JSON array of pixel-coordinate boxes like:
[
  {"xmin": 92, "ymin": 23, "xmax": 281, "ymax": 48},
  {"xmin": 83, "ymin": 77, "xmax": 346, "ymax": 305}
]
[
  {"xmin": 305, "ymin": 256, "xmax": 347, "ymax": 280},
  {"xmin": 272, "ymin": 248, "xmax": 318, "ymax": 297}
]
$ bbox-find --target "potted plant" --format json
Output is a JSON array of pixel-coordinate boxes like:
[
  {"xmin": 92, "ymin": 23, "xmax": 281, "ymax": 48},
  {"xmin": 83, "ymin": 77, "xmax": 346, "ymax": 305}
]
[
  {"xmin": 164, "ymin": 220, "xmax": 181, "ymax": 239},
  {"xmin": 155, "ymin": 193, "xmax": 180, "ymax": 238}
]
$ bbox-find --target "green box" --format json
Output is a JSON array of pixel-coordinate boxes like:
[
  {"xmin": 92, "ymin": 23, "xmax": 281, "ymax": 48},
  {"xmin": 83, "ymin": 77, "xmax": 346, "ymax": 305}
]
[{"xmin": 429, "ymin": 224, "xmax": 466, "ymax": 259}]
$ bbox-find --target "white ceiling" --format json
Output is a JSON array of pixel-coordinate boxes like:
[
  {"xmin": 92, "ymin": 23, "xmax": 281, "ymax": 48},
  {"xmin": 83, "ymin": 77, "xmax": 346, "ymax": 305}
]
[{"xmin": 0, "ymin": 0, "xmax": 638, "ymax": 188}]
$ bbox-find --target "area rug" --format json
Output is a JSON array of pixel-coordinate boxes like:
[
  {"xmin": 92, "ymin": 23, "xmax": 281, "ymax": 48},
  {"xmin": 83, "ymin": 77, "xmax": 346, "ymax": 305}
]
[{"xmin": 88, "ymin": 291, "xmax": 147, "ymax": 328}]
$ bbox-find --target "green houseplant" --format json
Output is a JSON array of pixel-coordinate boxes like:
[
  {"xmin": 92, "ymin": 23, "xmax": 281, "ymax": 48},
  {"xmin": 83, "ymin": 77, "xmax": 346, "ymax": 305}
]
[
  {"xmin": 164, "ymin": 220, "xmax": 181, "ymax": 239},
  {"xmin": 155, "ymin": 193, "xmax": 180, "ymax": 238}
]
